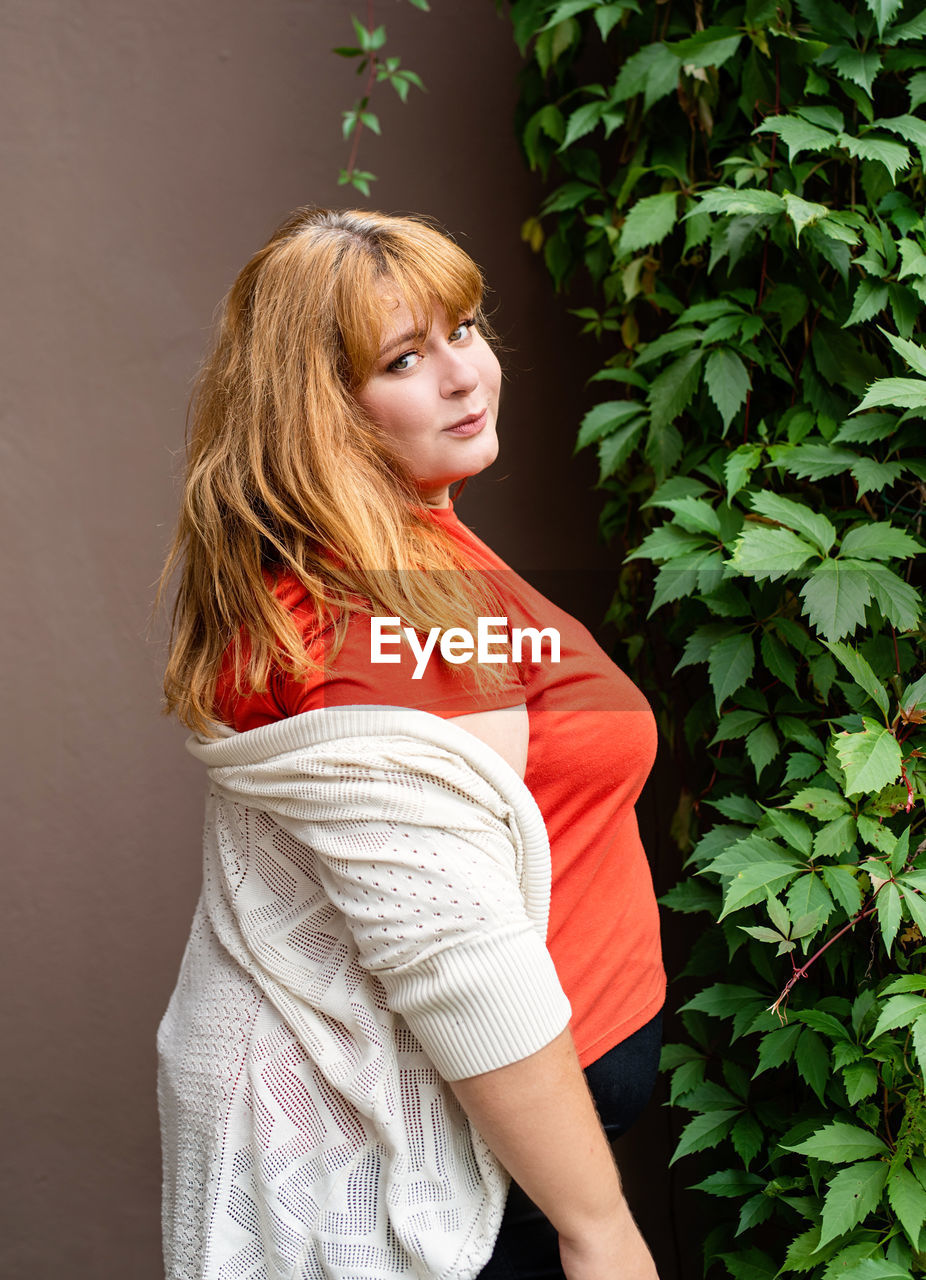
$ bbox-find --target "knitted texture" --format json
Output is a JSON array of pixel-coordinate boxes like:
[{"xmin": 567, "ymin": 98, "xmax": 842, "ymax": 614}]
[{"xmin": 158, "ymin": 706, "xmax": 571, "ymax": 1280}]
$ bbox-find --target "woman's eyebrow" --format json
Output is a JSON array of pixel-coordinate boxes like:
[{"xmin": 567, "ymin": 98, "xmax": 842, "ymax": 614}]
[{"xmin": 380, "ymin": 328, "xmax": 427, "ymax": 358}]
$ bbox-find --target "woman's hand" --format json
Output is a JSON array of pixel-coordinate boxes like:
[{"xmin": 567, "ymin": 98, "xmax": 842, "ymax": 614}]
[{"xmin": 558, "ymin": 1196, "xmax": 659, "ymax": 1280}]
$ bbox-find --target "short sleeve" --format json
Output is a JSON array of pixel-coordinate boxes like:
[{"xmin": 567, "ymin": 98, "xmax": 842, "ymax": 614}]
[{"xmin": 279, "ymin": 609, "xmax": 526, "ymax": 722}]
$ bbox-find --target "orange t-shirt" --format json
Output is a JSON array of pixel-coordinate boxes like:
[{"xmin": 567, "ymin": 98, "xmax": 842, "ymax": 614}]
[{"xmin": 215, "ymin": 503, "xmax": 665, "ymax": 1067}]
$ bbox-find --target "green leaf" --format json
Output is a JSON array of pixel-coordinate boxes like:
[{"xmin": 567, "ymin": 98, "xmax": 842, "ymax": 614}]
[
  {"xmin": 815, "ymin": 814, "xmax": 859, "ymax": 860},
  {"xmin": 854, "ymin": 377, "xmax": 926, "ymax": 413},
  {"xmin": 695, "ymin": 187, "xmax": 785, "ymax": 218},
  {"xmin": 761, "ymin": 631, "xmax": 799, "ymax": 693},
  {"xmin": 900, "ymin": 673, "xmax": 926, "ymax": 718},
  {"xmin": 856, "ymin": 562, "xmax": 921, "ymax": 632},
  {"xmin": 841, "ymin": 131, "xmax": 911, "ymax": 180},
  {"xmin": 712, "ymin": 710, "xmax": 764, "ymax": 743},
  {"xmin": 887, "ymin": 1167, "xmax": 926, "ymax": 1248},
  {"xmin": 823, "ymin": 865, "xmax": 863, "ymax": 916},
  {"xmin": 633, "ymin": 327, "xmax": 700, "ymax": 369},
  {"xmin": 613, "ymin": 43, "xmax": 681, "ymax": 112},
  {"xmin": 765, "ymin": 808, "xmax": 813, "ymax": 855},
  {"xmin": 598, "ymin": 420, "xmax": 646, "ymax": 477},
  {"xmin": 725, "ymin": 444, "xmax": 764, "ymax": 499},
  {"xmin": 777, "ymin": 443, "xmax": 862, "ymax": 480},
  {"xmin": 835, "ymin": 1260, "xmax": 913, "ymax": 1279},
  {"xmin": 865, "ymin": 0, "xmax": 903, "ymax": 36},
  {"xmin": 844, "ymin": 280, "xmax": 890, "ymax": 328},
  {"xmin": 539, "ymin": 1, "xmax": 603, "ymax": 31},
  {"xmin": 886, "ymin": 8, "xmax": 926, "ymax": 42},
  {"xmin": 750, "ymin": 492, "xmax": 837, "ymax": 556},
  {"xmin": 912, "ymin": 1014, "xmax": 926, "ymax": 1073},
  {"xmin": 729, "ymin": 525, "xmax": 819, "ymax": 581},
  {"xmin": 754, "ymin": 1023, "xmax": 802, "ymax": 1075},
  {"xmin": 787, "ymin": 871, "xmax": 834, "ymax": 930},
  {"xmin": 879, "ymin": 327, "xmax": 926, "ymax": 377},
  {"xmin": 833, "ymin": 412, "xmax": 899, "ymax": 445},
  {"xmin": 754, "ymin": 115, "xmax": 838, "ymax": 162},
  {"xmin": 785, "ymin": 752, "xmax": 825, "ymax": 784},
  {"xmin": 785, "ymin": 1121, "xmax": 888, "ymax": 1163},
  {"xmin": 660, "ymin": 879, "xmax": 721, "ymax": 915},
  {"xmin": 690, "ymin": 1168, "xmax": 766, "ymax": 1198},
  {"xmin": 825, "ymin": 47, "xmax": 882, "ymax": 97},
  {"xmin": 648, "ymin": 351, "xmax": 703, "ymax": 430},
  {"xmin": 618, "ymin": 191, "xmax": 679, "ymax": 255},
  {"xmin": 910, "ymin": 72, "xmax": 926, "ymax": 111},
  {"xmin": 783, "ymin": 192, "xmax": 829, "ymax": 244},
  {"xmin": 818, "ymin": 1161, "xmax": 889, "ymax": 1248},
  {"xmin": 857, "ymin": 814, "xmax": 896, "ymax": 854},
  {"xmin": 870, "ymin": 994, "xmax": 926, "ymax": 1041},
  {"xmin": 709, "ymin": 795, "xmax": 764, "ymax": 824},
  {"xmin": 670, "ymin": 26, "xmax": 742, "ymax": 69},
  {"xmin": 800, "ymin": 561, "xmax": 873, "ymax": 642},
  {"xmin": 736, "ymin": 1193, "xmax": 774, "ymax": 1236},
  {"xmin": 721, "ymin": 859, "xmax": 800, "ymax": 918},
  {"xmin": 576, "ymin": 400, "xmax": 646, "ymax": 450},
  {"xmin": 795, "ymin": 1008, "xmax": 852, "ymax": 1042},
  {"xmin": 877, "ymin": 880, "xmax": 903, "ymax": 952},
  {"xmin": 877, "ymin": 114, "xmax": 926, "ymax": 166},
  {"xmin": 594, "ymin": 3, "xmax": 629, "ymax": 41},
  {"xmin": 632, "ymin": 523, "xmax": 708, "ymax": 564},
  {"xmin": 851, "ymin": 457, "xmax": 905, "ymax": 497},
  {"xmin": 704, "ymin": 349, "xmax": 751, "ymax": 430},
  {"xmin": 540, "ymin": 180, "xmax": 597, "ymax": 214},
  {"xmin": 839, "ymin": 522, "xmax": 922, "ymax": 562},
  {"xmin": 682, "ymin": 982, "xmax": 766, "ymax": 1021},
  {"xmin": 824, "ymin": 642, "xmax": 890, "ymax": 716},
  {"xmin": 708, "ymin": 633, "xmax": 755, "ymax": 710},
  {"xmin": 835, "ymin": 719, "xmax": 903, "ymax": 797},
  {"xmin": 671, "ymin": 1109, "xmax": 739, "ymax": 1164},
  {"xmin": 795, "ymin": 1028, "xmax": 830, "ymax": 1102},
  {"xmin": 787, "ymin": 787, "xmax": 851, "ymax": 821},
  {"xmin": 730, "ymin": 1113, "xmax": 765, "ymax": 1170},
  {"xmin": 843, "ymin": 1061, "xmax": 879, "ymax": 1105},
  {"xmin": 559, "ymin": 100, "xmax": 606, "ymax": 150},
  {"xmin": 645, "ymin": 476, "xmax": 709, "ymax": 508},
  {"xmin": 746, "ymin": 723, "xmax": 780, "ymax": 777}
]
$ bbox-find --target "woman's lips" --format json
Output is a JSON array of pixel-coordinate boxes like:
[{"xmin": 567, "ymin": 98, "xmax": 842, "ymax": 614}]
[{"xmin": 444, "ymin": 409, "xmax": 488, "ymax": 437}]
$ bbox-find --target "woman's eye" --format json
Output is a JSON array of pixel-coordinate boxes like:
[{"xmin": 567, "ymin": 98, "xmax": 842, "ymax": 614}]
[
  {"xmin": 388, "ymin": 350, "xmax": 420, "ymax": 373},
  {"xmin": 450, "ymin": 319, "xmax": 475, "ymax": 342}
]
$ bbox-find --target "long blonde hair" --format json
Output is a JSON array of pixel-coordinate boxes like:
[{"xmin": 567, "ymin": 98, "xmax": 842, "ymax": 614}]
[{"xmin": 160, "ymin": 207, "xmax": 508, "ymax": 734}]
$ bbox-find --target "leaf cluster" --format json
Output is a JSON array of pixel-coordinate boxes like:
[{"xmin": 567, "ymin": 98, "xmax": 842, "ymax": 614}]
[{"xmin": 506, "ymin": 0, "xmax": 926, "ymax": 1273}]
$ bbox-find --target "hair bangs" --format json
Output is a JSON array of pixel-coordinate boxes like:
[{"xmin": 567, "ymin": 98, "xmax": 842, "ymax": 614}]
[{"xmin": 336, "ymin": 223, "xmax": 486, "ymax": 389}]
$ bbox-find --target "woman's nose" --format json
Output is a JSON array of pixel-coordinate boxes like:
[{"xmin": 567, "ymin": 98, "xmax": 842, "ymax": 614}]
[{"xmin": 440, "ymin": 348, "xmax": 480, "ymax": 397}]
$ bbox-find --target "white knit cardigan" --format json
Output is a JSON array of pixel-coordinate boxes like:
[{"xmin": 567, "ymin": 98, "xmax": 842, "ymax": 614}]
[{"xmin": 157, "ymin": 705, "xmax": 572, "ymax": 1280}]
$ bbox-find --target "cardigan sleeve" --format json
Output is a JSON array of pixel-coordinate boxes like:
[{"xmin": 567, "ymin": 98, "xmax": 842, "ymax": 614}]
[{"xmin": 204, "ymin": 732, "xmax": 572, "ymax": 1080}]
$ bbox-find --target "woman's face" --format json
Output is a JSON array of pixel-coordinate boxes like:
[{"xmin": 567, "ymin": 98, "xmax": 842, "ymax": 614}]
[{"xmin": 355, "ymin": 294, "xmax": 502, "ymax": 508}]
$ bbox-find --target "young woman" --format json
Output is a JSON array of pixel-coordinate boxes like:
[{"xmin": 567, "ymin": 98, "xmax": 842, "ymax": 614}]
[{"xmin": 158, "ymin": 206, "xmax": 665, "ymax": 1280}]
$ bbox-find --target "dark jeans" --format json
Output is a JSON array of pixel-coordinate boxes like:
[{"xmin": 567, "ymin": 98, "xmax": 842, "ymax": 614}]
[{"xmin": 475, "ymin": 1010, "xmax": 663, "ymax": 1280}]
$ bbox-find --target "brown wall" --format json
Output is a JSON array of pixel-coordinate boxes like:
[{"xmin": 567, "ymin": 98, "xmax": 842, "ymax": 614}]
[{"xmin": 1, "ymin": 2, "xmax": 679, "ymax": 1274}]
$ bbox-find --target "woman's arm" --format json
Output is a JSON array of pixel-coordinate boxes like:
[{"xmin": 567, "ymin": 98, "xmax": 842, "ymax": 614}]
[
  {"xmin": 448, "ymin": 702, "xmax": 529, "ymax": 779},
  {"xmin": 447, "ymin": 707, "xmax": 657, "ymax": 1277},
  {"xmin": 450, "ymin": 1028, "xmax": 659, "ymax": 1280}
]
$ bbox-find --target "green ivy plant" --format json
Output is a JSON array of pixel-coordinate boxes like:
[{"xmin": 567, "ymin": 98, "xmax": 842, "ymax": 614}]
[
  {"xmin": 504, "ymin": 0, "xmax": 926, "ymax": 1274},
  {"xmin": 333, "ymin": 0, "xmax": 429, "ymax": 196}
]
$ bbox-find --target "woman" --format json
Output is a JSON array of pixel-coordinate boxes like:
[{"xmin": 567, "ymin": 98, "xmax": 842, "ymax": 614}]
[{"xmin": 158, "ymin": 206, "xmax": 665, "ymax": 1280}]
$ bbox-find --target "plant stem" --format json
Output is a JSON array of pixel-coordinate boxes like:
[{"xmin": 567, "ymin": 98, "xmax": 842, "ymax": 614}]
[
  {"xmin": 345, "ymin": 1, "xmax": 379, "ymax": 182},
  {"xmin": 769, "ymin": 899, "xmax": 881, "ymax": 1017}
]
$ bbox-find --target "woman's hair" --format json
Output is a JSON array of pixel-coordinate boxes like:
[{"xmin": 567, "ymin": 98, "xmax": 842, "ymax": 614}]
[{"xmin": 159, "ymin": 207, "xmax": 508, "ymax": 734}]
